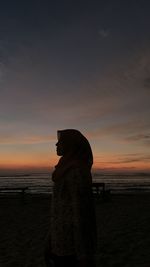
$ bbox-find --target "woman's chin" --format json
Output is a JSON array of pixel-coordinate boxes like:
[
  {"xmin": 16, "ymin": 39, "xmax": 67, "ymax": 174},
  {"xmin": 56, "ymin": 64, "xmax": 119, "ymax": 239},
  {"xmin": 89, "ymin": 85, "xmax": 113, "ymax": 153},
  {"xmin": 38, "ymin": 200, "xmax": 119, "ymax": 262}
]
[{"xmin": 56, "ymin": 150, "xmax": 63, "ymax": 156}]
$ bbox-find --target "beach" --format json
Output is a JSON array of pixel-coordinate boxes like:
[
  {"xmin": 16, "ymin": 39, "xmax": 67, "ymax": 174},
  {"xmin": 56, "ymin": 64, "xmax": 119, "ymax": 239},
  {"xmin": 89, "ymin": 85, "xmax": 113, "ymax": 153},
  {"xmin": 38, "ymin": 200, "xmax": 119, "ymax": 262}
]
[{"xmin": 0, "ymin": 193, "xmax": 150, "ymax": 267}]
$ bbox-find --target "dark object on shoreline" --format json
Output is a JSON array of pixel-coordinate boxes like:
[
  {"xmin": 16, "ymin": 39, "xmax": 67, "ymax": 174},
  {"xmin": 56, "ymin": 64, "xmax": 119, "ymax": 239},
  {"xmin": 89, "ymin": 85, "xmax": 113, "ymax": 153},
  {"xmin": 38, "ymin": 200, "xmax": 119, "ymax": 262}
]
[{"xmin": 92, "ymin": 182, "xmax": 111, "ymax": 201}]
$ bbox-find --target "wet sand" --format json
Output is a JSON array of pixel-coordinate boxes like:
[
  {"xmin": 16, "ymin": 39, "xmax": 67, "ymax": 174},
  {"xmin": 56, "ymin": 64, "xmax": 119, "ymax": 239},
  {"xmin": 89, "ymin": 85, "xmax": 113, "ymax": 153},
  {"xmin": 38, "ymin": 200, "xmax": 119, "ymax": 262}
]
[{"xmin": 0, "ymin": 193, "xmax": 150, "ymax": 267}]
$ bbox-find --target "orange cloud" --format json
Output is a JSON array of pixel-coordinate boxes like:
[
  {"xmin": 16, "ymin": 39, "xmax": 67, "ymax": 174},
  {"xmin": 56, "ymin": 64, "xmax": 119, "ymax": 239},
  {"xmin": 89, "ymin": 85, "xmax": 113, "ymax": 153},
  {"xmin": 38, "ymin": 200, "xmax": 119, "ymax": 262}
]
[
  {"xmin": 93, "ymin": 153, "xmax": 150, "ymax": 172},
  {"xmin": 0, "ymin": 152, "xmax": 58, "ymax": 170},
  {"xmin": 0, "ymin": 134, "xmax": 55, "ymax": 145}
]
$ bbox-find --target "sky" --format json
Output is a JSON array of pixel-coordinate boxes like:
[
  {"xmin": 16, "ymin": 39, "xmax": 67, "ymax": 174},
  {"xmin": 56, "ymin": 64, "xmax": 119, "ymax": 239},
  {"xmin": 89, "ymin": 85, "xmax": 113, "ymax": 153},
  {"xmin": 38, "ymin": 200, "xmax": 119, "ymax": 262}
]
[{"xmin": 0, "ymin": 0, "xmax": 150, "ymax": 173}]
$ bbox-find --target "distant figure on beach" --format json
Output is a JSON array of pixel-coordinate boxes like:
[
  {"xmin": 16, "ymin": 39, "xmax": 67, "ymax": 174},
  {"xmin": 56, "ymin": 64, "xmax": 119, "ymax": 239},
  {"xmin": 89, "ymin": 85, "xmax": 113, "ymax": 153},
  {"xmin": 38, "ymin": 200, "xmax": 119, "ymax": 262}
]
[{"xmin": 45, "ymin": 129, "xmax": 97, "ymax": 267}]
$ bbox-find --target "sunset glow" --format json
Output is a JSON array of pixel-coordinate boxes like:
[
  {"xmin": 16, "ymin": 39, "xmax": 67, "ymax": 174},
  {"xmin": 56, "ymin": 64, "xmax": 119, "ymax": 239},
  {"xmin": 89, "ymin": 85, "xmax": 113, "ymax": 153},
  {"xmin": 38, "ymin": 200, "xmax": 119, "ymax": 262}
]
[{"xmin": 0, "ymin": 1, "xmax": 150, "ymax": 174}]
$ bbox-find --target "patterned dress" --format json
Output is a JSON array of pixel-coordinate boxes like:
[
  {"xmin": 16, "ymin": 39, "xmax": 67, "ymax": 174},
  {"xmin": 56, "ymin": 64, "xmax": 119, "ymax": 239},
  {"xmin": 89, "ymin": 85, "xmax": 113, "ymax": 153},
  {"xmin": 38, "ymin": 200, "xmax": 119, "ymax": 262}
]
[{"xmin": 50, "ymin": 166, "xmax": 97, "ymax": 259}]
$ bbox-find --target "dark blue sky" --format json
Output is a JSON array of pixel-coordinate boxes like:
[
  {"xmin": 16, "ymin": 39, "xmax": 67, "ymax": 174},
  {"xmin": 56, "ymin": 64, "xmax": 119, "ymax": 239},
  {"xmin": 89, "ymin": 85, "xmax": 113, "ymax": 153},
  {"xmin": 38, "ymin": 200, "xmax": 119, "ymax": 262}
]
[{"xmin": 0, "ymin": 0, "xmax": 150, "ymax": 171}]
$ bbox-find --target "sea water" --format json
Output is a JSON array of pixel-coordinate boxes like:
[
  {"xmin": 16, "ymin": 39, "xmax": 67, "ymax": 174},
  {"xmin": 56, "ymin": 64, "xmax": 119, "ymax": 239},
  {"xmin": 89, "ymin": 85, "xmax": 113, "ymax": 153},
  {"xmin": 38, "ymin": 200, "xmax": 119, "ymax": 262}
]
[
  {"xmin": 0, "ymin": 172, "xmax": 150, "ymax": 194},
  {"xmin": 93, "ymin": 173, "xmax": 150, "ymax": 193}
]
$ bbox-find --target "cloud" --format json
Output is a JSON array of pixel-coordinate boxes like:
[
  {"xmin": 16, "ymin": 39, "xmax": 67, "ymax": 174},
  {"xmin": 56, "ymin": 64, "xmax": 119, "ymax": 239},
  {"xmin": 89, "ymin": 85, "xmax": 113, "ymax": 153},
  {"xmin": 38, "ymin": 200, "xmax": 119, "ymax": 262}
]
[
  {"xmin": 86, "ymin": 119, "xmax": 150, "ymax": 152},
  {"xmin": 121, "ymin": 45, "xmax": 150, "ymax": 94},
  {"xmin": 88, "ymin": 120, "xmax": 150, "ymax": 139},
  {"xmin": 94, "ymin": 43, "xmax": 150, "ymax": 100},
  {"xmin": 98, "ymin": 29, "xmax": 110, "ymax": 39},
  {"xmin": 0, "ymin": 134, "xmax": 55, "ymax": 145},
  {"xmin": 0, "ymin": 62, "xmax": 5, "ymax": 80},
  {"xmin": 1, "ymin": 39, "xmax": 150, "ymax": 131},
  {"xmin": 144, "ymin": 77, "xmax": 150, "ymax": 89},
  {"xmin": 0, "ymin": 36, "xmax": 150, "ymax": 160},
  {"xmin": 117, "ymin": 154, "xmax": 150, "ymax": 164},
  {"xmin": 125, "ymin": 134, "xmax": 150, "ymax": 142},
  {"xmin": 123, "ymin": 132, "xmax": 150, "ymax": 147},
  {"xmin": 94, "ymin": 153, "xmax": 150, "ymax": 164}
]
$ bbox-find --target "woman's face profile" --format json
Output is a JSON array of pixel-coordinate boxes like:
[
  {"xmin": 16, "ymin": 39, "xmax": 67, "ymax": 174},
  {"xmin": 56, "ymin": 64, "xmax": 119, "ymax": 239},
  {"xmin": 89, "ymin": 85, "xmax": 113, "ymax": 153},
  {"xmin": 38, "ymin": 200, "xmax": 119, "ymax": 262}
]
[{"xmin": 56, "ymin": 140, "xmax": 64, "ymax": 156}]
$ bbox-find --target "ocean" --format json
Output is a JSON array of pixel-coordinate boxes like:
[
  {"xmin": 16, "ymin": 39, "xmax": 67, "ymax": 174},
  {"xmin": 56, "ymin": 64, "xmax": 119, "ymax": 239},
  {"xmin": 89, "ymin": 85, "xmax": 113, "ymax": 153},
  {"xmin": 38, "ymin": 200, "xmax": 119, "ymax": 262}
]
[{"xmin": 0, "ymin": 172, "xmax": 150, "ymax": 194}]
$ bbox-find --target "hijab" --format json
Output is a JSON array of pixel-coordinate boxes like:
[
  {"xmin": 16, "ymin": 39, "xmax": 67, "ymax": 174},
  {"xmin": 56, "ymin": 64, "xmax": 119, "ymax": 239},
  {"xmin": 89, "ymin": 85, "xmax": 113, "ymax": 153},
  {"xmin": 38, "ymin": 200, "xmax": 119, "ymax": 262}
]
[{"xmin": 52, "ymin": 129, "xmax": 93, "ymax": 182}]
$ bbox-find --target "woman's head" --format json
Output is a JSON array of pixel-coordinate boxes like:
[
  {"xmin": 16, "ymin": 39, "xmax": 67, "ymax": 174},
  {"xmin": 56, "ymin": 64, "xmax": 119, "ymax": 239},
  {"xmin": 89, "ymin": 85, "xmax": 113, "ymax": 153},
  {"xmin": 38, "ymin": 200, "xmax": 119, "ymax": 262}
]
[{"xmin": 56, "ymin": 129, "xmax": 93, "ymax": 168}]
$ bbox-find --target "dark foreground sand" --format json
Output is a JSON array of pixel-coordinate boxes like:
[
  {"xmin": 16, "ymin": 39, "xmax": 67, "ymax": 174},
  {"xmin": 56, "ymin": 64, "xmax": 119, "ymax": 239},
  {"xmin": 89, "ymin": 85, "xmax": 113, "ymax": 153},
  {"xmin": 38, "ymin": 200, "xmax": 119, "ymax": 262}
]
[{"xmin": 0, "ymin": 193, "xmax": 150, "ymax": 267}]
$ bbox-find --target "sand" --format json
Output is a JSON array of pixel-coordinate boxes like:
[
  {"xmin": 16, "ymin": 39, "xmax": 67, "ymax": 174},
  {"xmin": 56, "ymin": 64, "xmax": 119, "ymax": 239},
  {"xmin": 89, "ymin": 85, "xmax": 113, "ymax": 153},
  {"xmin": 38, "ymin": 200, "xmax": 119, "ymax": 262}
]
[{"xmin": 0, "ymin": 193, "xmax": 150, "ymax": 267}]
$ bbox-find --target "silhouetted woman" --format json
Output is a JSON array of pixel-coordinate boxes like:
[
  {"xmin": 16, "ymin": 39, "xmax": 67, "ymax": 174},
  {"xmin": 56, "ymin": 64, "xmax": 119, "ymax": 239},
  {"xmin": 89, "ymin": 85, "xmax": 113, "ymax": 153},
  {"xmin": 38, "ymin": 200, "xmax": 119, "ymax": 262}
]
[{"xmin": 45, "ymin": 129, "xmax": 97, "ymax": 267}]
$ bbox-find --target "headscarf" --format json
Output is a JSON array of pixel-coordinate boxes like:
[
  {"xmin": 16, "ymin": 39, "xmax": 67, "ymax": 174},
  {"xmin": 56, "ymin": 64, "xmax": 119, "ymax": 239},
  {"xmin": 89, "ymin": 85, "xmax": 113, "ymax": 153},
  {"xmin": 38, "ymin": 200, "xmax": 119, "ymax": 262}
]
[{"xmin": 52, "ymin": 129, "xmax": 93, "ymax": 182}]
